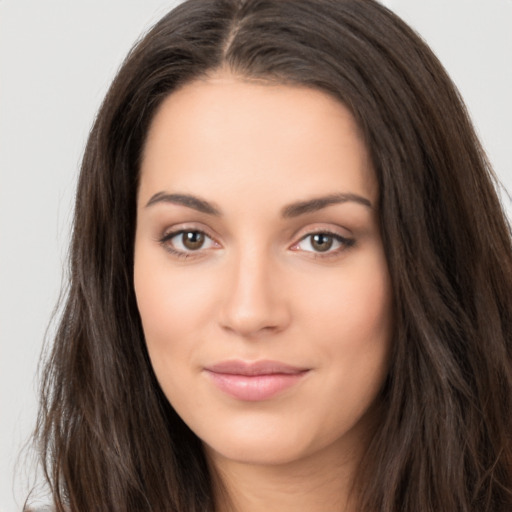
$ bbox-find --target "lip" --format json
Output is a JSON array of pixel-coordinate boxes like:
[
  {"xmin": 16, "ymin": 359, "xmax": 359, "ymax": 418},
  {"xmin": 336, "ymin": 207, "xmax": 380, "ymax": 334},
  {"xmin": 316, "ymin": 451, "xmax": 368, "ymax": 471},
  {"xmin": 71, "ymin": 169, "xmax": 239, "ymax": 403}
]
[{"xmin": 203, "ymin": 360, "xmax": 310, "ymax": 401}]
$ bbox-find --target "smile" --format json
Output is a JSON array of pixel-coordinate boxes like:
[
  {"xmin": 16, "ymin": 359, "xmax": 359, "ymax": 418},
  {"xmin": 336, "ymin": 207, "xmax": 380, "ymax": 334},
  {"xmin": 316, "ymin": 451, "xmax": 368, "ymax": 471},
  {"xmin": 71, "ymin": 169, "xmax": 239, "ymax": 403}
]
[{"xmin": 203, "ymin": 360, "xmax": 310, "ymax": 401}]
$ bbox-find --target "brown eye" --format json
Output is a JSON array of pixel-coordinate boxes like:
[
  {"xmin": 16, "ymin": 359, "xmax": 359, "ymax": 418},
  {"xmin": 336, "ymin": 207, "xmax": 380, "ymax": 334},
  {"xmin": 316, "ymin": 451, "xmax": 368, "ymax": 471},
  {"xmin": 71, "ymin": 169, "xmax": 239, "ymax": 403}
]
[
  {"xmin": 160, "ymin": 229, "xmax": 217, "ymax": 256},
  {"xmin": 292, "ymin": 231, "xmax": 355, "ymax": 256},
  {"xmin": 310, "ymin": 234, "xmax": 334, "ymax": 252},
  {"xmin": 182, "ymin": 231, "xmax": 205, "ymax": 250}
]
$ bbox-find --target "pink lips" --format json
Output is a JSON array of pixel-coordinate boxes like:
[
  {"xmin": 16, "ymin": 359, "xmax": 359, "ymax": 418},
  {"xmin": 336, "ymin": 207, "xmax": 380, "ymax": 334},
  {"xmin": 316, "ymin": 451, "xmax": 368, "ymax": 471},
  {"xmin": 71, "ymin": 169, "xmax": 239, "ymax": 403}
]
[{"xmin": 204, "ymin": 360, "xmax": 309, "ymax": 401}]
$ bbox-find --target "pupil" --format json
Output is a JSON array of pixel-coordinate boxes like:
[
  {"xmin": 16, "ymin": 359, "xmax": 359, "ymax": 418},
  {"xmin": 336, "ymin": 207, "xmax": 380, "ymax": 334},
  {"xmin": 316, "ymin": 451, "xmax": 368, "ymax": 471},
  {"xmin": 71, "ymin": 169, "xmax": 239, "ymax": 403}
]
[
  {"xmin": 311, "ymin": 234, "xmax": 333, "ymax": 252},
  {"xmin": 183, "ymin": 231, "xmax": 205, "ymax": 250}
]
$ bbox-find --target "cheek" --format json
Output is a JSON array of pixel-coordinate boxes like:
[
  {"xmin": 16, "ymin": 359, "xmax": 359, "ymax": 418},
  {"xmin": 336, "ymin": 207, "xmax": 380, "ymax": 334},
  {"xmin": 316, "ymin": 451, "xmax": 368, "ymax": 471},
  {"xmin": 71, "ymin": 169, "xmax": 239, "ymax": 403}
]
[
  {"xmin": 133, "ymin": 248, "xmax": 200, "ymax": 375},
  {"xmin": 299, "ymin": 249, "xmax": 392, "ymax": 346},
  {"xmin": 341, "ymin": 275, "xmax": 392, "ymax": 344},
  {"xmin": 305, "ymin": 259, "xmax": 392, "ymax": 443},
  {"xmin": 305, "ymin": 249, "xmax": 393, "ymax": 404},
  {"xmin": 134, "ymin": 244, "xmax": 216, "ymax": 339}
]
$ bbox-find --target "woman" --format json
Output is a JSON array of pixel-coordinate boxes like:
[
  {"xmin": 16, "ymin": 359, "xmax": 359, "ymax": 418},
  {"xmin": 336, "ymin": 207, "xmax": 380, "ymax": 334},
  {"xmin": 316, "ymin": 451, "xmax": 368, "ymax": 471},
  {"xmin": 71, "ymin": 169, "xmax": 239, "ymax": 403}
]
[{"xmin": 32, "ymin": 0, "xmax": 512, "ymax": 511}]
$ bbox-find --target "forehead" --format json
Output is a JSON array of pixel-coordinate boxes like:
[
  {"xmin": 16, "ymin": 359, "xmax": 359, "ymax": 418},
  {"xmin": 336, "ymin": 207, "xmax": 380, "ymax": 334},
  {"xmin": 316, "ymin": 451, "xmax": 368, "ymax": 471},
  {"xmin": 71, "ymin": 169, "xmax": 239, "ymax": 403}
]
[{"xmin": 139, "ymin": 74, "xmax": 377, "ymax": 208}]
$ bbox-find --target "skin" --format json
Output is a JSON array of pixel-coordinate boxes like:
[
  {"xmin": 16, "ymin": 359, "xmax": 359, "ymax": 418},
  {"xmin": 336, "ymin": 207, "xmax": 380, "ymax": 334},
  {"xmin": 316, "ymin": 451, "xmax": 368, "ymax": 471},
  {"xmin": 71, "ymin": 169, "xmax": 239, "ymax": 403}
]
[{"xmin": 134, "ymin": 72, "xmax": 393, "ymax": 512}]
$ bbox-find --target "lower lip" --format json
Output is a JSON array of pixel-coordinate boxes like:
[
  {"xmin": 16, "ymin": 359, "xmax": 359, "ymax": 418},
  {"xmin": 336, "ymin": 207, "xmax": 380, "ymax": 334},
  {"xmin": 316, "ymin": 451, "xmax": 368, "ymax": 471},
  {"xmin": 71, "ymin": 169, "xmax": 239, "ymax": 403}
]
[{"xmin": 205, "ymin": 371, "xmax": 308, "ymax": 401}]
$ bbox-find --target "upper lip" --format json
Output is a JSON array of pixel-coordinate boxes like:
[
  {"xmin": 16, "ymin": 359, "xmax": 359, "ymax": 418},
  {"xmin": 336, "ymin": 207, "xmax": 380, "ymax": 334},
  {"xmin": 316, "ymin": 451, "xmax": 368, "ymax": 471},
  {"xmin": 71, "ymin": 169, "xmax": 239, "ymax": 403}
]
[{"xmin": 205, "ymin": 360, "xmax": 309, "ymax": 376}]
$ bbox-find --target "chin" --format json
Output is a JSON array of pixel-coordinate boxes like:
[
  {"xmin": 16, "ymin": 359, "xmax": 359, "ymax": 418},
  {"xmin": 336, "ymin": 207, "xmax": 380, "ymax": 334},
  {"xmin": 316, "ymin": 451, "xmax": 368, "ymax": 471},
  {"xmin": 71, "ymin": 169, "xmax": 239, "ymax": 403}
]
[{"xmin": 204, "ymin": 436, "xmax": 312, "ymax": 467}]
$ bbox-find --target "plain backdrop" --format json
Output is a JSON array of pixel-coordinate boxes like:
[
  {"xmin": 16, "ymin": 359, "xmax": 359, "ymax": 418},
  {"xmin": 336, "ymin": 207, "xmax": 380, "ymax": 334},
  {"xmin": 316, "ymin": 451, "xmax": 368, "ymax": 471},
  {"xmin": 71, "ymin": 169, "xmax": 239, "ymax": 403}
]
[{"xmin": 1, "ymin": 1, "xmax": 511, "ymax": 510}]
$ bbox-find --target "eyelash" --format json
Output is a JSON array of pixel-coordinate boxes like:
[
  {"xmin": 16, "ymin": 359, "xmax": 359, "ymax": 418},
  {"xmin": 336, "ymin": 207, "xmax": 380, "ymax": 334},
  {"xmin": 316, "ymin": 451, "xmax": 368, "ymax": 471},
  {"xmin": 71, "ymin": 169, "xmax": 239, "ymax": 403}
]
[
  {"xmin": 291, "ymin": 230, "xmax": 355, "ymax": 259},
  {"xmin": 159, "ymin": 229, "xmax": 217, "ymax": 259},
  {"xmin": 158, "ymin": 228, "xmax": 355, "ymax": 260}
]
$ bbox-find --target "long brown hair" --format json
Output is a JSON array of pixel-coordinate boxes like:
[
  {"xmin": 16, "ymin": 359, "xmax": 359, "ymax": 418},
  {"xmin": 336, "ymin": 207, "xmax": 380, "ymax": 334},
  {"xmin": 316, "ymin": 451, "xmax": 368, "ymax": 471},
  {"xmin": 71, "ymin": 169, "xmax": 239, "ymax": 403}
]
[{"xmin": 33, "ymin": 0, "xmax": 512, "ymax": 511}]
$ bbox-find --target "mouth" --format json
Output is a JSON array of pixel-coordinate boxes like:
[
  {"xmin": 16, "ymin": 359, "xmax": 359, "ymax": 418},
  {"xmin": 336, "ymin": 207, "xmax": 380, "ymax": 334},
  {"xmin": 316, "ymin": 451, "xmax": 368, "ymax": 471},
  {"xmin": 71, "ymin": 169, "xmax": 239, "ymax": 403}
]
[{"xmin": 203, "ymin": 360, "xmax": 310, "ymax": 401}]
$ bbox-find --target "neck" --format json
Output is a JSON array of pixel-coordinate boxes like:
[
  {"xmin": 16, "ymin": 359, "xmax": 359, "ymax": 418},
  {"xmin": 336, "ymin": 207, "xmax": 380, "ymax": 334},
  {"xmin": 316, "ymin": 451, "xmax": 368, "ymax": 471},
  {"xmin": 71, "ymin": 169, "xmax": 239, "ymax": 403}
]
[{"xmin": 207, "ymin": 441, "xmax": 362, "ymax": 512}]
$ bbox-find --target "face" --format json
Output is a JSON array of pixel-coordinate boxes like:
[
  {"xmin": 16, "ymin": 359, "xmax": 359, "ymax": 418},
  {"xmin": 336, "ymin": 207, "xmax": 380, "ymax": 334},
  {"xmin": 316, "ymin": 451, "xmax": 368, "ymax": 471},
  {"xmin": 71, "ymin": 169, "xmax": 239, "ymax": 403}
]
[{"xmin": 134, "ymin": 73, "xmax": 393, "ymax": 471}]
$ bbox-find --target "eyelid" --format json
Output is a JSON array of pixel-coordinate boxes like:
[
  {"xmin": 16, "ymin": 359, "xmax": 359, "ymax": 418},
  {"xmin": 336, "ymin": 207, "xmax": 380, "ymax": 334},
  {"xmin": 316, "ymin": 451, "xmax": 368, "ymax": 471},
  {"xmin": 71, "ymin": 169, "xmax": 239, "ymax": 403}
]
[
  {"xmin": 289, "ymin": 224, "xmax": 352, "ymax": 244},
  {"xmin": 156, "ymin": 223, "xmax": 355, "ymax": 259},
  {"xmin": 158, "ymin": 224, "xmax": 221, "ymax": 258},
  {"xmin": 159, "ymin": 222, "xmax": 218, "ymax": 242},
  {"xmin": 289, "ymin": 225, "xmax": 355, "ymax": 257}
]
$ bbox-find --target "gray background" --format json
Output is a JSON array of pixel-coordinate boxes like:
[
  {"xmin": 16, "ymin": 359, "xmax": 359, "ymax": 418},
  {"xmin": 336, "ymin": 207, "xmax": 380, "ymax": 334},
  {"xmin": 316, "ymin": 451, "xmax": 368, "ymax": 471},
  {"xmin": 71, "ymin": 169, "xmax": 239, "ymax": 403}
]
[{"xmin": 1, "ymin": 1, "xmax": 511, "ymax": 510}]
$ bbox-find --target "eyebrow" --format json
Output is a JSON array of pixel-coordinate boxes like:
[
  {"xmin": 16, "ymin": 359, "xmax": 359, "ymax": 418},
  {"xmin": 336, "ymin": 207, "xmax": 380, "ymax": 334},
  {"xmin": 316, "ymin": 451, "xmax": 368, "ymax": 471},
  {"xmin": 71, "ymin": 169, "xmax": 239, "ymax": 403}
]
[
  {"xmin": 281, "ymin": 192, "xmax": 373, "ymax": 218},
  {"xmin": 145, "ymin": 191, "xmax": 372, "ymax": 217},
  {"xmin": 145, "ymin": 192, "xmax": 221, "ymax": 215}
]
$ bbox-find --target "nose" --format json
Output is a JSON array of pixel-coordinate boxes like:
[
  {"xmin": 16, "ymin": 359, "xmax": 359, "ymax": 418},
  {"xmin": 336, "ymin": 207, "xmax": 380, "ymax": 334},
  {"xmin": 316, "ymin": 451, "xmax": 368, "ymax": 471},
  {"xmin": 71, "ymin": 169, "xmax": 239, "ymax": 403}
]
[{"xmin": 218, "ymin": 247, "xmax": 291, "ymax": 338}]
